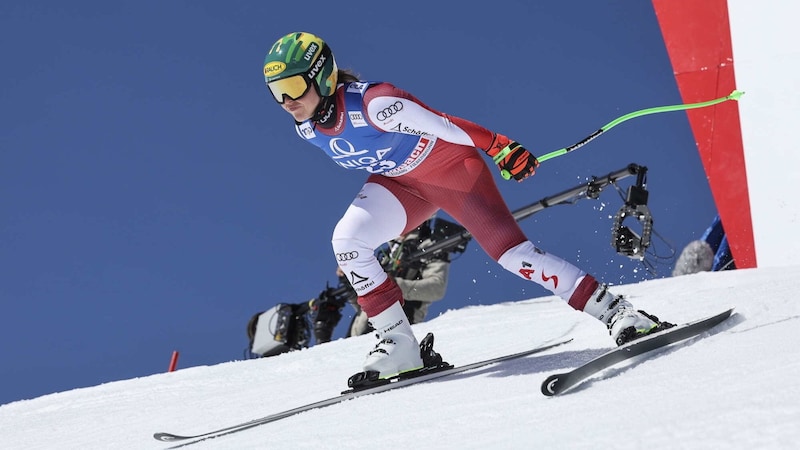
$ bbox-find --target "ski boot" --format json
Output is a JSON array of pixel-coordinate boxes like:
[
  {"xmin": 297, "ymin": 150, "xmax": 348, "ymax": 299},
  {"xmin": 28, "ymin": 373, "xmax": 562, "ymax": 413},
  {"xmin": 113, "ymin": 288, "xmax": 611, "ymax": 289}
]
[
  {"xmin": 347, "ymin": 302, "xmax": 450, "ymax": 391},
  {"xmin": 584, "ymin": 284, "xmax": 675, "ymax": 346}
]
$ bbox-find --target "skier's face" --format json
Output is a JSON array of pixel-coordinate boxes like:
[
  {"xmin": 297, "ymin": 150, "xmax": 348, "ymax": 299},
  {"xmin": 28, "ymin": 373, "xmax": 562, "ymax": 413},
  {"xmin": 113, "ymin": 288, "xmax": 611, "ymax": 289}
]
[{"xmin": 278, "ymin": 83, "xmax": 320, "ymax": 122}]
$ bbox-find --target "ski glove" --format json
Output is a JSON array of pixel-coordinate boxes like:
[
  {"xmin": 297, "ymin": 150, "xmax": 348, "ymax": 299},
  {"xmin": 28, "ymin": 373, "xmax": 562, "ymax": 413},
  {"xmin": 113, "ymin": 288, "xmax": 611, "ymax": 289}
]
[{"xmin": 485, "ymin": 134, "xmax": 539, "ymax": 181}]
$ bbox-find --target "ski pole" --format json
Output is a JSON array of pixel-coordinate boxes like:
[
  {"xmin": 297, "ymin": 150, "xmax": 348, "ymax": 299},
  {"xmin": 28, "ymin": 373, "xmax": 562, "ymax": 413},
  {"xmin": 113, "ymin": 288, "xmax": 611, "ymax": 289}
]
[{"xmin": 499, "ymin": 89, "xmax": 745, "ymax": 180}]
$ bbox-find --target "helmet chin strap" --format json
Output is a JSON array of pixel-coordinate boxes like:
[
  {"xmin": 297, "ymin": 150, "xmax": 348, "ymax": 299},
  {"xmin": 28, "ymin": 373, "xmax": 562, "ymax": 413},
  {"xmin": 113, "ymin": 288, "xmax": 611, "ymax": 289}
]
[{"xmin": 310, "ymin": 94, "xmax": 336, "ymax": 125}]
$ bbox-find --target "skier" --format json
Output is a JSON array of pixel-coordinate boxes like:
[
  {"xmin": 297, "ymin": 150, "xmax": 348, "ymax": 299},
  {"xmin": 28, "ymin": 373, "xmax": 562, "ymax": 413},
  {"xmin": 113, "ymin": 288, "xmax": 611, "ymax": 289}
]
[{"xmin": 263, "ymin": 32, "xmax": 672, "ymax": 382}]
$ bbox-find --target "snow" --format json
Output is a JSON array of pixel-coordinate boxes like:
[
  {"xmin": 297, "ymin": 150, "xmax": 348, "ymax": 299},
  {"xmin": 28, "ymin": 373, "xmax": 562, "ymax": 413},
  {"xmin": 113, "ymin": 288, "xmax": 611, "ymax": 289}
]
[{"xmin": 1, "ymin": 266, "xmax": 799, "ymax": 449}]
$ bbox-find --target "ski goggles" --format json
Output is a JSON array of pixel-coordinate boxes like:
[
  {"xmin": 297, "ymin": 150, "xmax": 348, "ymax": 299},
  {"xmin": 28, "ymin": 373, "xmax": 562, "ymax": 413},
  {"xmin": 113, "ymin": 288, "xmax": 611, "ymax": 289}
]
[{"xmin": 267, "ymin": 74, "xmax": 313, "ymax": 104}]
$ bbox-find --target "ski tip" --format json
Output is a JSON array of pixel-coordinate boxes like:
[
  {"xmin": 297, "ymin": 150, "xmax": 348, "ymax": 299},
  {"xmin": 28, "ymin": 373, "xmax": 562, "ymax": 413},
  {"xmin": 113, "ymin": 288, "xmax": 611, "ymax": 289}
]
[
  {"xmin": 710, "ymin": 307, "xmax": 735, "ymax": 323},
  {"xmin": 541, "ymin": 373, "xmax": 564, "ymax": 396},
  {"xmin": 154, "ymin": 432, "xmax": 184, "ymax": 442}
]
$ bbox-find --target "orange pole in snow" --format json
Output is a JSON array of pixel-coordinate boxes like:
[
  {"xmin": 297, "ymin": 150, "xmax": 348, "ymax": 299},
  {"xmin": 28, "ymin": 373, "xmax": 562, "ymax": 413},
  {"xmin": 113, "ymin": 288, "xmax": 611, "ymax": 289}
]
[{"xmin": 168, "ymin": 351, "xmax": 179, "ymax": 372}]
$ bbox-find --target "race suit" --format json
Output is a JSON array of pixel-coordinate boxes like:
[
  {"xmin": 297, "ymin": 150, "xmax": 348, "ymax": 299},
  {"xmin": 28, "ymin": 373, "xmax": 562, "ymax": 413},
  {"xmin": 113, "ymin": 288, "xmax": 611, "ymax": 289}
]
[{"xmin": 295, "ymin": 81, "xmax": 599, "ymax": 318}]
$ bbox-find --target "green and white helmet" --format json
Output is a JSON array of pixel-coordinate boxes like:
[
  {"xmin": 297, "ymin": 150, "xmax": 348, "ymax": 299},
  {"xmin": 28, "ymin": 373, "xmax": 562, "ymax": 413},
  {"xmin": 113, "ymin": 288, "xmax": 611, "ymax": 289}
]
[{"xmin": 263, "ymin": 32, "xmax": 338, "ymax": 103}]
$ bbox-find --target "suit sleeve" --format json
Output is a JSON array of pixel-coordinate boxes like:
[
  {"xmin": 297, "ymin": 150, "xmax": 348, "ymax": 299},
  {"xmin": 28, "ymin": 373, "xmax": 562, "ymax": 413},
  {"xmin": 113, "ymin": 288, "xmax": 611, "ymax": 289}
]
[{"xmin": 363, "ymin": 83, "xmax": 497, "ymax": 151}]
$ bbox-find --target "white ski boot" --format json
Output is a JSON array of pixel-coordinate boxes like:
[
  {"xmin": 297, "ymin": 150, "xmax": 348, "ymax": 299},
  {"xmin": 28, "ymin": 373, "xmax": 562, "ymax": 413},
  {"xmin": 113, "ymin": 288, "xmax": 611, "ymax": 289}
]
[
  {"xmin": 362, "ymin": 301, "xmax": 423, "ymax": 378},
  {"xmin": 583, "ymin": 284, "xmax": 672, "ymax": 345}
]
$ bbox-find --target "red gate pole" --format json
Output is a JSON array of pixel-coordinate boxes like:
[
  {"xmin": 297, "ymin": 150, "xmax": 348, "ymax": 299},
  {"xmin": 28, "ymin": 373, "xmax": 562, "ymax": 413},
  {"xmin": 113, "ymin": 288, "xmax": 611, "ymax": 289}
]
[{"xmin": 168, "ymin": 350, "xmax": 179, "ymax": 372}]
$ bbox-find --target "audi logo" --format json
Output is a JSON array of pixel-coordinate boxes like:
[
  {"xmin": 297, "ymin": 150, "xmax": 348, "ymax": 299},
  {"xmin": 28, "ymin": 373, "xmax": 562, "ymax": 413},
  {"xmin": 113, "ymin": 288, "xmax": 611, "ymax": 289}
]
[
  {"xmin": 336, "ymin": 251, "xmax": 359, "ymax": 261},
  {"xmin": 375, "ymin": 101, "xmax": 403, "ymax": 121}
]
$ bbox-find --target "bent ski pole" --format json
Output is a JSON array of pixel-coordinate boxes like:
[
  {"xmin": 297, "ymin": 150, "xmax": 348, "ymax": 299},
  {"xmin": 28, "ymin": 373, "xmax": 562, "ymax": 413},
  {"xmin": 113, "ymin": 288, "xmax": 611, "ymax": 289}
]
[{"xmin": 499, "ymin": 89, "xmax": 744, "ymax": 180}]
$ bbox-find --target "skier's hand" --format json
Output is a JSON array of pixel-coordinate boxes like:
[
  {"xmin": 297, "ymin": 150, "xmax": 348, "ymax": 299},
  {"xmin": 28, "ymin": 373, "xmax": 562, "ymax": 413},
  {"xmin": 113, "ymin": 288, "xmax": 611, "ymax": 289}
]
[{"xmin": 485, "ymin": 134, "xmax": 539, "ymax": 181}]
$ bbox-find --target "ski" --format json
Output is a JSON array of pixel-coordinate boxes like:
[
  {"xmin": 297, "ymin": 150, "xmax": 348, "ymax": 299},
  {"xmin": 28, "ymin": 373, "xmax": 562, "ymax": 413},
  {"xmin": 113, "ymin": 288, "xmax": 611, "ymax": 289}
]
[
  {"xmin": 541, "ymin": 307, "xmax": 734, "ymax": 396},
  {"xmin": 154, "ymin": 337, "xmax": 572, "ymax": 447}
]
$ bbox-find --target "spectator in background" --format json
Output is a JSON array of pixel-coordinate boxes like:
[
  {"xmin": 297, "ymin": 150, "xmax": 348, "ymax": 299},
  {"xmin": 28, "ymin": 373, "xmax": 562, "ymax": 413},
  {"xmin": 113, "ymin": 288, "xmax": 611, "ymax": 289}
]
[
  {"xmin": 673, "ymin": 215, "xmax": 735, "ymax": 276},
  {"xmin": 249, "ymin": 219, "xmax": 457, "ymax": 359}
]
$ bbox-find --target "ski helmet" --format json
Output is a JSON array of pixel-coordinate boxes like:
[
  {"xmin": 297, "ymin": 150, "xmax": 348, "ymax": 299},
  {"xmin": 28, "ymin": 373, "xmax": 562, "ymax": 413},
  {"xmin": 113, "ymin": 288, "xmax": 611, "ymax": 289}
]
[{"xmin": 263, "ymin": 32, "xmax": 338, "ymax": 103}]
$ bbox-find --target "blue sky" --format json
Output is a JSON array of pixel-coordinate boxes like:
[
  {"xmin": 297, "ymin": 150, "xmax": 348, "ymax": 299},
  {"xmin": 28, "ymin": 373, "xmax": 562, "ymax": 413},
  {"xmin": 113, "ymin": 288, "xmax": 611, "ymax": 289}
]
[{"xmin": 0, "ymin": 1, "xmax": 716, "ymax": 405}]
